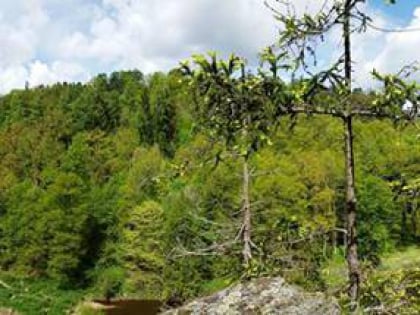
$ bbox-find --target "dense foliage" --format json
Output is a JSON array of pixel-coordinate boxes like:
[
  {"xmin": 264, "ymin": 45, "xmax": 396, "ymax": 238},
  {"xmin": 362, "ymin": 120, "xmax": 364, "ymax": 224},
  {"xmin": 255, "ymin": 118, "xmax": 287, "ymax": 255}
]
[{"xmin": 0, "ymin": 70, "xmax": 418, "ymax": 313}]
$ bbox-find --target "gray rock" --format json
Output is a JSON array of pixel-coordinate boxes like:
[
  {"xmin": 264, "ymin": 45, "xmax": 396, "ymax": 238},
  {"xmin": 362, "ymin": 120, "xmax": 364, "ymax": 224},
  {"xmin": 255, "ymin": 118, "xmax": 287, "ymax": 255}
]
[{"xmin": 161, "ymin": 277, "xmax": 341, "ymax": 315}]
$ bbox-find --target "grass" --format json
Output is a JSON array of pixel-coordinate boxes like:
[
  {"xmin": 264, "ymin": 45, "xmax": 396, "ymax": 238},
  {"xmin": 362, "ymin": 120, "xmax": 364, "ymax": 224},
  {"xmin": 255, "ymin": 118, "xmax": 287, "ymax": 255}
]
[
  {"xmin": 0, "ymin": 273, "xmax": 86, "ymax": 315},
  {"xmin": 379, "ymin": 246, "xmax": 420, "ymax": 271},
  {"xmin": 73, "ymin": 303, "xmax": 105, "ymax": 315},
  {"xmin": 200, "ymin": 277, "xmax": 235, "ymax": 295},
  {"xmin": 321, "ymin": 246, "xmax": 420, "ymax": 293},
  {"xmin": 321, "ymin": 248, "xmax": 348, "ymax": 293}
]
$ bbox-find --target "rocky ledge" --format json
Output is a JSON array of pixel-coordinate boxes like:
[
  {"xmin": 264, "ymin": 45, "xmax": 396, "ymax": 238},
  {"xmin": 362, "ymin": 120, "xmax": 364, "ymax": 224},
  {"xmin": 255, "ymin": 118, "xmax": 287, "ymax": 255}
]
[{"xmin": 161, "ymin": 277, "xmax": 341, "ymax": 315}]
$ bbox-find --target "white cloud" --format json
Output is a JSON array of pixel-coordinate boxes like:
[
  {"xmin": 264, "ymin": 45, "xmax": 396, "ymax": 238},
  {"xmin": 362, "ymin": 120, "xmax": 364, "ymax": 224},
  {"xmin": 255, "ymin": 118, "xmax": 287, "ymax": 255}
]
[
  {"xmin": 0, "ymin": 66, "xmax": 28, "ymax": 93},
  {"xmin": 57, "ymin": 0, "xmax": 280, "ymax": 71},
  {"xmin": 0, "ymin": 0, "xmax": 419, "ymax": 94},
  {"xmin": 370, "ymin": 7, "xmax": 420, "ymax": 77},
  {"xmin": 0, "ymin": 0, "xmax": 48, "ymax": 69},
  {"xmin": 353, "ymin": 6, "xmax": 420, "ymax": 87},
  {"xmin": 0, "ymin": 0, "xmax": 99, "ymax": 93},
  {"xmin": 0, "ymin": 61, "xmax": 90, "ymax": 93},
  {"xmin": 28, "ymin": 60, "xmax": 90, "ymax": 86}
]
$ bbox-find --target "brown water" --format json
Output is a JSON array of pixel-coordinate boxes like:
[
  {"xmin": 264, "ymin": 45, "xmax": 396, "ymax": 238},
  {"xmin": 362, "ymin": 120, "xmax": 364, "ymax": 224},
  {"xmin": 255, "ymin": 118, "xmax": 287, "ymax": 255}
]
[{"xmin": 94, "ymin": 299, "xmax": 162, "ymax": 315}]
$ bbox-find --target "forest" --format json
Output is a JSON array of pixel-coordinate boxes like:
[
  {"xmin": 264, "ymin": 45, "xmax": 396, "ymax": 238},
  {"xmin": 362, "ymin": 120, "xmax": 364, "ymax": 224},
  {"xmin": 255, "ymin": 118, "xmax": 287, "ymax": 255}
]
[{"xmin": 0, "ymin": 0, "xmax": 419, "ymax": 314}]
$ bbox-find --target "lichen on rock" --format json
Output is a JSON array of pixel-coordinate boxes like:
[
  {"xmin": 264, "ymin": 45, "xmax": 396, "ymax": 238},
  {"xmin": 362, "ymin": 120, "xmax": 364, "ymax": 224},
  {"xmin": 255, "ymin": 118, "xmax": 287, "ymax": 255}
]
[{"xmin": 161, "ymin": 277, "xmax": 341, "ymax": 315}]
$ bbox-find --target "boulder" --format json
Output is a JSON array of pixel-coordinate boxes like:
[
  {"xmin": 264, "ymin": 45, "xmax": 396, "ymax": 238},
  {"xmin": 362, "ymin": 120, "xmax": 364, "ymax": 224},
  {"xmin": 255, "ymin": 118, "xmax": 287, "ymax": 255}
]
[{"xmin": 161, "ymin": 277, "xmax": 341, "ymax": 315}]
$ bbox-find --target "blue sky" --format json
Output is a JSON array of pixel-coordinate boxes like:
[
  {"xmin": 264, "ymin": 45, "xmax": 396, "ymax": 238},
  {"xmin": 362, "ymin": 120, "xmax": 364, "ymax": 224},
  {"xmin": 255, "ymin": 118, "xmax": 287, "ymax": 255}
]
[
  {"xmin": 0, "ymin": 0, "xmax": 419, "ymax": 93},
  {"xmin": 371, "ymin": 0, "xmax": 419, "ymax": 19}
]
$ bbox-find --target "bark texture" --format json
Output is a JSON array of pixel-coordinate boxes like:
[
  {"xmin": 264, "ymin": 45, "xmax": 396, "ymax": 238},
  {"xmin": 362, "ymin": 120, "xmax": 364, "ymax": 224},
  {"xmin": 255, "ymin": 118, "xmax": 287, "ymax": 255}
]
[
  {"xmin": 242, "ymin": 158, "xmax": 252, "ymax": 265},
  {"xmin": 343, "ymin": 0, "xmax": 361, "ymax": 308},
  {"xmin": 344, "ymin": 115, "xmax": 360, "ymax": 307}
]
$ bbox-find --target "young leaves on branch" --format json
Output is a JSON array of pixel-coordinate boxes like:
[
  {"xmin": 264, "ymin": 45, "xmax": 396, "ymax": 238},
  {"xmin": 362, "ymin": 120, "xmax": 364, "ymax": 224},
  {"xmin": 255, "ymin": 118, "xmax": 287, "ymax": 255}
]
[
  {"xmin": 180, "ymin": 53, "xmax": 277, "ymax": 157},
  {"xmin": 372, "ymin": 65, "xmax": 420, "ymax": 122}
]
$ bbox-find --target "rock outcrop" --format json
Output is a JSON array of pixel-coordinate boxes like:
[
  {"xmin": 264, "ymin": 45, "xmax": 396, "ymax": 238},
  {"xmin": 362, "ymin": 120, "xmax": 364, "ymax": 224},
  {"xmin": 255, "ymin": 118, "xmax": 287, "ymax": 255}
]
[{"xmin": 161, "ymin": 277, "xmax": 341, "ymax": 315}]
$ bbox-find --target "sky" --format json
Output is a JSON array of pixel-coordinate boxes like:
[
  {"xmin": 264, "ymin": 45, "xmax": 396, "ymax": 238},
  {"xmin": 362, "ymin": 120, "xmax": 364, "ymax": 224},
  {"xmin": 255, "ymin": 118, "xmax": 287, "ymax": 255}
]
[{"xmin": 0, "ymin": 0, "xmax": 419, "ymax": 94}]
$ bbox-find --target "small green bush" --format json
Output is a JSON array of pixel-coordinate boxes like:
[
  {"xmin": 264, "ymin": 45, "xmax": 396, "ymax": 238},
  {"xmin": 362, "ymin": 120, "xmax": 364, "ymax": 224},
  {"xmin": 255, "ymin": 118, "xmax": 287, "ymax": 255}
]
[
  {"xmin": 359, "ymin": 267, "xmax": 420, "ymax": 315},
  {"xmin": 95, "ymin": 267, "xmax": 125, "ymax": 301}
]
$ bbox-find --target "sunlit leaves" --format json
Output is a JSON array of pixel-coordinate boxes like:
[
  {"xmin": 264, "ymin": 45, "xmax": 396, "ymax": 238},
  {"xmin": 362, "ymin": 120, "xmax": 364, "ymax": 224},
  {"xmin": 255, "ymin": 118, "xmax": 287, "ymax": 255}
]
[
  {"xmin": 121, "ymin": 200, "xmax": 165, "ymax": 298},
  {"xmin": 180, "ymin": 52, "xmax": 278, "ymax": 157},
  {"xmin": 372, "ymin": 67, "xmax": 420, "ymax": 121}
]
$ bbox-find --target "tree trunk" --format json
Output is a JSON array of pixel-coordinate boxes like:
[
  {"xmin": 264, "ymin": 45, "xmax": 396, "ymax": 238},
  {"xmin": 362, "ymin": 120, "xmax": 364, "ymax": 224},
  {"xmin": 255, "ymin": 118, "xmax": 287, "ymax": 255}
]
[
  {"xmin": 242, "ymin": 158, "xmax": 252, "ymax": 266},
  {"xmin": 343, "ymin": 0, "xmax": 361, "ymax": 309},
  {"xmin": 344, "ymin": 115, "xmax": 360, "ymax": 308},
  {"xmin": 401, "ymin": 203, "xmax": 409, "ymax": 244},
  {"xmin": 411, "ymin": 192, "xmax": 418, "ymax": 241}
]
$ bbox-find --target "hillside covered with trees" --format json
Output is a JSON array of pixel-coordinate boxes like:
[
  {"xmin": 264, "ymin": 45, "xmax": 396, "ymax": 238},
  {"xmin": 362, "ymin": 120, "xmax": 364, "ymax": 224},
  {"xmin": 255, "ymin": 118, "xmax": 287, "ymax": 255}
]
[
  {"xmin": 0, "ymin": 0, "xmax": 419, "ymax": 314},
  {"xmin": 0, "ymin": 68, "xmax": 418, "ymax": 313}
]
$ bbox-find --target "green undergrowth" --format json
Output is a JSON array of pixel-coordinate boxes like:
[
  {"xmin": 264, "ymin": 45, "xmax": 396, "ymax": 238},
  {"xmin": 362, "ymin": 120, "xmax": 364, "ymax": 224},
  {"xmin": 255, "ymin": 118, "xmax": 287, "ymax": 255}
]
[
  {"xmin": 0, "ymin": 273, "xmax": 86, "ymax": 315},
  {"xmin": 379, "ymin": 246, "xmax": 420, "ymax": 271},
  {"xmin": 200, "ymin": 277, "xmax": 236, "ymax": 296},
  {"xmin": 1, "ymin": 247, "xmax": 418, "ymax": 314},
  {"xmin": 320, "ymin": 247, "xmax": 420, "ymax": 314},
  {"xmin": 322, "ymin": 246, "xmax": 420, "ymax": 290},
  {"xmin": 321, "ymin": 249, "xmax": 348, "ymax": 294},
  {"xmin": 358, "ymin": 247, "xmax": 420, "ymax": 314}
]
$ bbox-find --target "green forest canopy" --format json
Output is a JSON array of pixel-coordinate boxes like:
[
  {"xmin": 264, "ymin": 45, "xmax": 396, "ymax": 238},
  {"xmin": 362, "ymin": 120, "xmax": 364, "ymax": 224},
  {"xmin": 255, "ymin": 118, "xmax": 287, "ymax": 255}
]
[{"xmin": 0, "ymin": 70, "xmax": 418, "ymax": 309}]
